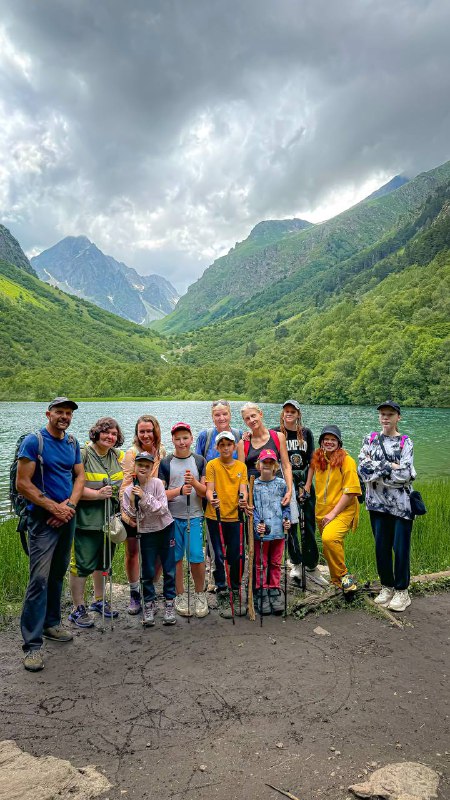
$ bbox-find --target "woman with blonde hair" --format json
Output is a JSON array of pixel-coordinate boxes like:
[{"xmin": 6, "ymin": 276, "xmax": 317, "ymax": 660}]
[
  {"xmin": 120, "ymin": 414, "xmax": 166, "ymax": 614},
  {"xmin": 237, "ymin": 402, "xmax": 292, "ymax": 505}
]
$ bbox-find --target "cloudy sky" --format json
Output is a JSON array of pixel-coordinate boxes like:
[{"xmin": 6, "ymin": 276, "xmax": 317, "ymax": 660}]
[{"xmin": 1, "ymin": 0, "xmax": 449, "ymax": 293}]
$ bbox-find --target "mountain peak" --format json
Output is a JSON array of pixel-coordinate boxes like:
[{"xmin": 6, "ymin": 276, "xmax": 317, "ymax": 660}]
[
  {"xmin": 364, "ymin": 175, "xmax": 410, "ymax": 202},
  {"xmin": 248, "ymin": 218, "xmax": 313, "ymax": 243},
  {"xmin": 0, "ymin": 224, "xmax": 36, "ymax": 276}
]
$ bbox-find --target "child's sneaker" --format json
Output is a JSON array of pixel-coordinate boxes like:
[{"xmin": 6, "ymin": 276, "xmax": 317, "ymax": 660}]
[
  {"xmin": 374, "ymin": 586, "xmax": 395, "ymax": 607},
  {"xmin": 268, "ymin": 588, "xmax": 284, "ymax": 615},
  {"xmin": 68, "ymin": 605, "xmax": 95, "ymax": 628},
  {"xmin": 127, "ymin": 590, "xmax": 142, "ymax": 615},
  {"xmin": 163, "ymin": 600, "xmax": 177, "ymax": 625},
  {"xmin": 255, "ymin": 588, "xmax": 272, "ymax": 616},
  {"xmin": 217, "ymin": 590, "xmax": 233, "ymax": 619},
  {"xmin": 143, "ymin": 601, "xmax": 156, "ymax": 626},
  {"xmin": 388, "ymin": 589, "xmax": 411, "ymax": 612},
  {"xmin": 341, "ymin": 574, "xmax": 357, "ymax": 593},
  {"xmin": 194, "ymin": 592, "xmax": 209, "ymax": 618},
  {"xmin": 290, "ymin": 564, "xmax": 302, "ymax": 580},
  {"xmin": 175, "ymin": 592, "xmax": 193, "ymax": 617},
  {"xmin": 89, "ymin": 600, "xmax": 119, "ymax": 619}
]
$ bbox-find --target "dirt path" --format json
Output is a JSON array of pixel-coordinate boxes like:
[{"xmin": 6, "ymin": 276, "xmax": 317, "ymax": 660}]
[{"xmin": 1, "ymin": 594, "xmax": 449, "ymax": 800}]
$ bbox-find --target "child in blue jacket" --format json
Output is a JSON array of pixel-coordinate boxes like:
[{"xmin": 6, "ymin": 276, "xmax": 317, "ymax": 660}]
[{"xmin": 253, "ymin": 448, "xmax": 291, "ymax": 616}]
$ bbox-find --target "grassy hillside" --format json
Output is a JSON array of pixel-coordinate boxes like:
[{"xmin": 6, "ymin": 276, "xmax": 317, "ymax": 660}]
[{"xmin": 158, "ymin": 159, "xmax": 450, "ymax": 333}]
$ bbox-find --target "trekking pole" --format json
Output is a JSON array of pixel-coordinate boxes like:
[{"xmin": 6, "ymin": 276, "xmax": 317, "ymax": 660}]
[
  {"xmin": 101, "ymin": 480, "xmax": 110, "ymax": 633},
  {"xmin": 106, "ymin": 495, "xmax": 114, "ymax": 631},
  {"xmin": 133, "ymin": 476, "xmax": 145, "ymax": 627},
  {"xmin": 186, "ymin": 491, "xmax": 191, "ymax": 624},
  {"xmin": 259, "ymin": 523, "xmax": 265, "ymax": 627},
  {"xmin": 283, "ymin": 519, "xmax": 288, "ymax": 619},
  {"xmin": 213, "ymin": 492, "xmax": 235, "ymax": 625},
  {"xmin": 298, "ymin": 484, "xmax": 307, "ymax": 592},
  {"xmin": 247, "ymin": 476, "xmax": 256, "ymax": 621},
  {"xmin": 238, "ymin": 493, "xmax": 245, "ymax": 616}
]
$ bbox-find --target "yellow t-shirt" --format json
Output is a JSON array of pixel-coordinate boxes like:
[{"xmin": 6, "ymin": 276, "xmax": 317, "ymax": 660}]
[
  {"xmin": 315, "ymin": 453, "xmax": 361, "ymax": 520},
  {"xmin": 205, "ymin": 458, "xmax": 248, "ymax": 521}
]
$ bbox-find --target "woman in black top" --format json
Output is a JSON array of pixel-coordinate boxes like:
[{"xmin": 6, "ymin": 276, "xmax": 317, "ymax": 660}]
[{"xmin": 277, "ymin": 400, "xmax": 328, "ymax": 589}]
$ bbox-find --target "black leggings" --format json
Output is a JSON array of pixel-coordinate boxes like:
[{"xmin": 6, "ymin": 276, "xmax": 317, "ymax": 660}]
[{"xmin": 288, "ymin": 486, "xmax": 319, "ymax": 570}]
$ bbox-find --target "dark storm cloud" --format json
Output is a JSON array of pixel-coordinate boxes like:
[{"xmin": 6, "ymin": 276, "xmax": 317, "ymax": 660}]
[{"xmin": 1, "ymin": 0, "xmax": 450, "ymax": 290}]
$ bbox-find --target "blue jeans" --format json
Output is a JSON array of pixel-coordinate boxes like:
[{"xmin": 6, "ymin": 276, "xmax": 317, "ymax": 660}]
[
  {"xmin": 369, "ymin": 510, "xmax": 413, "ymax": 590},
  {"xmin": 206, "ymin": 518, "xmax": 243, "ymax": 591},
  {"xmin": 139, "ymin": 523, "xmax": 176, "ymax": 603},
  {"xmin": 21, "ymin": 509, "xmax": 76, "ymax": 652}
]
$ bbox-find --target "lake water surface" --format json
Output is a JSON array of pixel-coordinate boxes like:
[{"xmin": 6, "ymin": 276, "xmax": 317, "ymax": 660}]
[{"xmin": 1, "ymin": 401, "xmax": 449, "ymax": 516}]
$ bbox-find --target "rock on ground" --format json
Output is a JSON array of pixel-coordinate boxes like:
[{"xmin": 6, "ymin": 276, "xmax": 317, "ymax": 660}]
[
  {"xmin": 349, "ymin": 761, "xmax": 439, "ymax": 800},
  {"xmin": 0, "ymin": 740, "xmax": 111, "ymax": 800}
]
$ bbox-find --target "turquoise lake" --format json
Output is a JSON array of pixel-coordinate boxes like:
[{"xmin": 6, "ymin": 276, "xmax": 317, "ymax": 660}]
[{"xmin": 1, "ymin": 401, "xmax": 449, "ymax": 516}]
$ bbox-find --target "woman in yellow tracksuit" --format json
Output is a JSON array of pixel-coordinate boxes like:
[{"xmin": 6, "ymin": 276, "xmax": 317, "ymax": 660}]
[{"xmin": 304, "ymin": 425, "xmax": 360, "ymax": 592}]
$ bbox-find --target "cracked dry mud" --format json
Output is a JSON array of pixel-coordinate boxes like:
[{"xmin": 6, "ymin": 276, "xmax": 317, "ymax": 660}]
[{"xmin": 0, "ymin": 593, "xmax": 448, "ymax": 800}]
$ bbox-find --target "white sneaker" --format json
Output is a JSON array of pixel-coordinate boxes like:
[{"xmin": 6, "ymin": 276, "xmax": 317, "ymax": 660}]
[
  {"xmin": 388, "ymin": 589, "xmax": 411, "ymax": 612},
  {"xmin": 306, "ymin": 567, "xmax": 330, "ymax": 589},
  {"xmin": 290, "ymin": 564, "xmax": 303, "ymax": 580},
  {"xmin": 374, "ymin": 586, "xmax": 395, "ymax": 607},
  {"xmin": 175, "ymin": 592, "xmax": 193, "ymax": 617},
  {"xmin": 194, "ymin": 591, "xmax": 209, "ymax": 618}
]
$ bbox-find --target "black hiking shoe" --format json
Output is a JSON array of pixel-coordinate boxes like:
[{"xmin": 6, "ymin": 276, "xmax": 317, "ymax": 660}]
[
  {"xmin": 255, "ymin": 588, "xmax": 271, "ymax": 616},
  {"xmin": 268, "ymin": 588, "xmax": 284, "ymax": 615}
]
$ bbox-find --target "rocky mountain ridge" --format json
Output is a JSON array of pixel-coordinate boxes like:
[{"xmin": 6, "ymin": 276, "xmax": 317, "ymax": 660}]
[{"xmin": 31, "ymin": 236, "xmax": 179, "ymax": 325}]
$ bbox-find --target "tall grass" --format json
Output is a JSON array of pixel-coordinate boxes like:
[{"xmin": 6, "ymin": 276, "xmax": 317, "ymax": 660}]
[{"xmin": 1, "ymin": 479, "xmax": 448, "ymax": 618}]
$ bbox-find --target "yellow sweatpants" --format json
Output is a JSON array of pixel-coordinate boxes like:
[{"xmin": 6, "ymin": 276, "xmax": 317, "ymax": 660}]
[{"xmin": 317, "ymin": 507, "xmax": 356, "ymax": 587}]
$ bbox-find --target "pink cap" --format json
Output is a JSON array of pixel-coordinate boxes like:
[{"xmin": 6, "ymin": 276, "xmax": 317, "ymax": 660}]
[
  {"xmin": 171, "ymin": 422, "xmax": 192, "ymax": 434},
  {"xmin": 259, "ymin": 448, "xmax": 278, "ymax": 462}
]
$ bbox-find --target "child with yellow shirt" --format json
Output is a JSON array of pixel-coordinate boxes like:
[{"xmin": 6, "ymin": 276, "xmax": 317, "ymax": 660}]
[
  {"xmin": 205, "ymin": 431, "xmax": 248, "ymax": 618},
  {"xmin": 304, "ymin": 425, "xmax": 360, "ymax": 592}
]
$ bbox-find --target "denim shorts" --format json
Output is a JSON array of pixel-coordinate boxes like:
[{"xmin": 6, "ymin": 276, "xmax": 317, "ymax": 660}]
[{"xmin": 174, "ymin": 517, "xmax": 204, "ymax": 563}]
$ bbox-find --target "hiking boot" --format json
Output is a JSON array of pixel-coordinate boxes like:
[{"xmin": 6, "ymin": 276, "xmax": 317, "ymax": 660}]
[
  {"xmin": 143, "ymin": 601, "xmax": 156, "ymax": 626},
  {"xmin": 374, "ymin": 586, "xmax": 395, "ymax": 607},
  {"xmin": 175, "ymin": 592, "xmax": 193, "ymax": 617},
  {"xmin": 233, "ymin": 589, "xmax": 247, "ymax": 616},
  {"xmin": 68, "ymin": 605, "xmax": 95, "ymax": 628},
  {"xmin": 194, "ymin": 591, "xmax": 209, "ymax": 618},
  {"xmin": 268, "ymin": 588, "xmax": 285, "ymax": 615},
  {"xmin": 43, "ymin": 626, "xmax": 73, "ymax": 643},
  {"xmin": 306, "ymin": 566, "xmax": 330, "ymax": 589},
  {"xmin": 388, "ymin": 589, "xmax": 411, "ymax": 612},
  {"xmin": 23, "ymin": 649, "xmax": 44, "ymax": 672},
  {"xmin": 341, "ymin": 573, "xmax": 357, "ymax": 593},
  {"xmin": 127, "ymin": 590, "xmax": 142, "ymax": 615},
  {"xmin": 89, "ymin": 600, "xmax": 119, "ymax": 619},
  {"xmin": 217, "ymin": 590, "xmax": 233, "ymax": 619},
  {"xmin": 163, "ymin": 600, "xmax": 177, "ymax": 625},
  {"xmin": 255, "ymin": 588, "xmax": 272, "ymax": 616}
]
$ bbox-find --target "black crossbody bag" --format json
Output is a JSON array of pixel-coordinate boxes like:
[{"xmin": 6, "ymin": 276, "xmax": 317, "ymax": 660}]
[{"xmin": 375, "ymin": 434, "xmax": 426, "ymax": 517}]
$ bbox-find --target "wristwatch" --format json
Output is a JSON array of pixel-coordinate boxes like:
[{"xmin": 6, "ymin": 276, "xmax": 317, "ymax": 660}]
[{"xmin": 66, "ymin": 501, "xmax": 77, "ymax": 510}]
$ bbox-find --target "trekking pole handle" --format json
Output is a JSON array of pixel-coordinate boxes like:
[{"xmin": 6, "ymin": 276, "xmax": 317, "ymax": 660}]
[
  {"xmin": 186, "ymin": 493, "xmax": 190, "ymax": 508},
  {"xmin": 213, "ymin": 491, "xmax": 221, "ymax": 522},
  {"xmin": 133, "ymin": 475, "xmax": 140, "ymax": 511}
]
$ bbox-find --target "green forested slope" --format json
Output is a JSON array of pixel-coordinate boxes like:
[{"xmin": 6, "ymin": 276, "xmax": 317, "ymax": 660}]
[
  {"xmin": 158, "ymin": 159, "xmax": 450, "ymax": 333},
  {"xmin": 164, "ymin": 191, "xmax": 450, "ymax": 406},
  {"xmin": 0, "ymin": 259, "xmax": 169, "ymax": 399}
]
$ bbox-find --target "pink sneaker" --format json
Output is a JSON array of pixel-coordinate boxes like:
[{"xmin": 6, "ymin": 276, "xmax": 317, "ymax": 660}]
[{"xmin": 127, "ymin": 590, "xmax": 142, "ymax": 615}]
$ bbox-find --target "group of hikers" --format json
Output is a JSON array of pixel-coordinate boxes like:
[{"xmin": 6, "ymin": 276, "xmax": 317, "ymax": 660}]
[{"xmin": 15, "ymin": 396, "xmax": 418, "ymax": 672}]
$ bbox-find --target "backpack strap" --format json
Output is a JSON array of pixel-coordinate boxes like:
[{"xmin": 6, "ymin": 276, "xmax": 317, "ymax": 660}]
[
  {"xmin": 158, "ymin": 454, "xmax": 174, "ymax": 487},
  {"xmin": 369, "ymin": 432, "xmax": 378, "ymax": 444},
  {"xmin": 269, "ymin": 429, "xmax": 281, "ymax": 454},
  {"xmin": 203, "ymin": 428, "xmax": 214, "ymax": 458},
  {"xmin": 192, "ymin": 453, "xmax": 207, "ymax": 476},
  {"xmin": 400, "ymin": 434, "xmax": 408, "ymax": 449},
  {"xmin": 244, "ymin": 438, "xmax": 250, "ymax": 458}
]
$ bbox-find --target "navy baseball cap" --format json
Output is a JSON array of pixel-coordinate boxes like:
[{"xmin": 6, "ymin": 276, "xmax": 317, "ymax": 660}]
[
  {"xmin": 48, "ymin": 396, "xmax": 78, "ymax": 410},
  {"xmin": 377, "ymin": 400, "xmax": 401, "ymax": 414}
]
